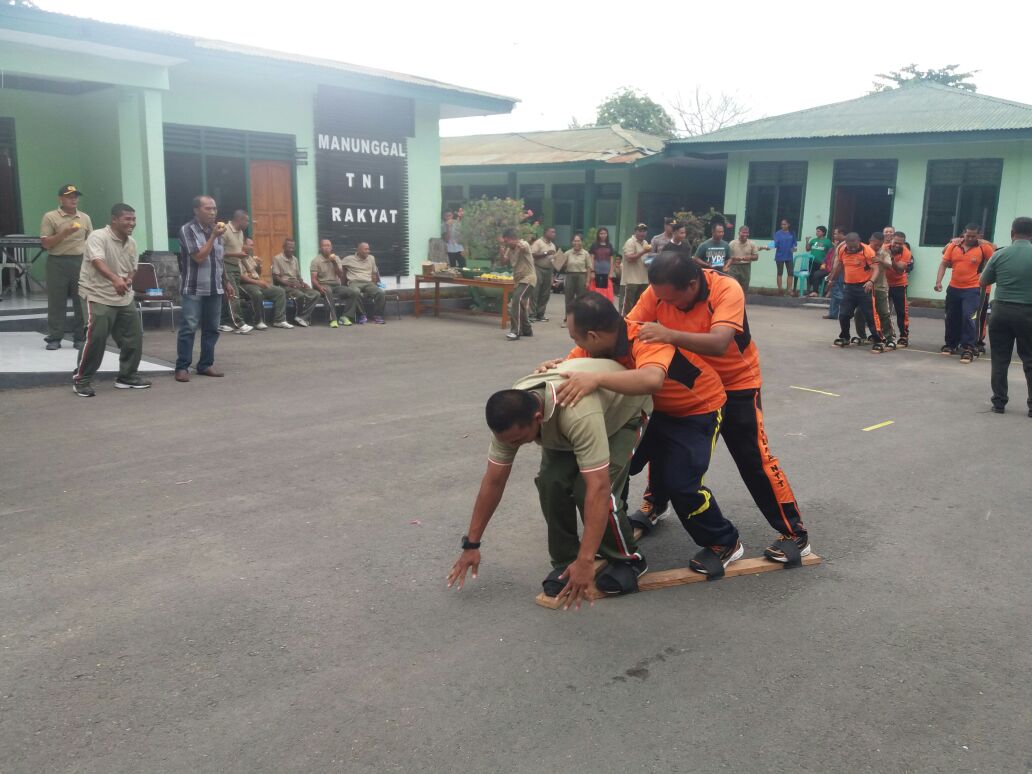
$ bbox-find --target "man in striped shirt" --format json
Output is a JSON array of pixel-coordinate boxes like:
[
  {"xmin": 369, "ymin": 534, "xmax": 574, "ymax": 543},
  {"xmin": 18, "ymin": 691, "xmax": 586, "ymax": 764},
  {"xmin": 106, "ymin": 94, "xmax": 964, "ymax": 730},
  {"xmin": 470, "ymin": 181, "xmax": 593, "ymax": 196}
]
[{"xmin": 175, "ymin": 195, "xmax": 233, "ymax": 382}]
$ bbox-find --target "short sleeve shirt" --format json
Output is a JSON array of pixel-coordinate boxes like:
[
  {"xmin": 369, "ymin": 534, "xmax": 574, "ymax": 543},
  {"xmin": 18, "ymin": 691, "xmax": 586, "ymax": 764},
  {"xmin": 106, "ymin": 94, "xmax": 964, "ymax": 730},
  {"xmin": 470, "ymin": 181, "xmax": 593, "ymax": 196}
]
[
  {"xmin": 310, "ymin": 254, "xmax": 342, "ymax": 286},
  {"xmin": 729, "ymin": 239, "xmax": 758, "ymax": 263},
  {"xmin": 808, "ymin": 237, "xmax": 833, "ymax": 264},
  {"xmin": 78, "ymin": 226, "xmax": 137, "ymax": 307},
  {"xmin": 559, "ymin": 248, "xmax": 591, "ymax": 274},
  {"xmin": 272, "ymin": 253, "xmax": 302, "ymax": 282},
  {"xmin": 240, "ymin": 255, "xmax": 263, "ymax": 280},
  {"xmin": 885, "ymin": 246, "xmax": 912, "ymax": 287},
  {"xmin": 944, "ymin": 242, "xmax": 993, "ymax": 289},
  {"xmin": 41, "ymin": 209, "xmax": 93, "ymax": 255},
  {"xmin": 872, "ymin": 248, "xmax": 892, "ymax": 290},
  {"xmin": 504, "ymin": 240, "xmax": 536, "ymax": 286},
  {"xmin": 530, "ymin": 238, "xmax": 558, "ymax": 268},
  {"xmin": 651, "ymin": 233, "xmax": 672, "ymax": 254},
  {"xmin": 627, "ymin": 270, "xmax": 762, "ymax": 391},
  {"xmin": 621, "ymin": 237, "xmax": 650, "ymax": 285},
  {"xmin": 838, "ymin": 244, "xmax": 876, "ymax": 285},
  {"xmin": 341, "ymin": 254, "xmax": 378, "ymax": 284},
  {"xmin": 694, "ymin": 238, "xmax": 732, "ymax": 269},
  {"xmin": 773, "ymin": 231, "xmax": 797, "ymax": 262},
  {"xmin": 486, "ymin": 359, "xmax": 651, "ymax": 472},
  {"xmin": 980, "ymin": 240, "xmax": 1032, "ymax": 305},
  {"xmin": 220, "ymin": 223, "xmax": 246, "ymax": 266}
]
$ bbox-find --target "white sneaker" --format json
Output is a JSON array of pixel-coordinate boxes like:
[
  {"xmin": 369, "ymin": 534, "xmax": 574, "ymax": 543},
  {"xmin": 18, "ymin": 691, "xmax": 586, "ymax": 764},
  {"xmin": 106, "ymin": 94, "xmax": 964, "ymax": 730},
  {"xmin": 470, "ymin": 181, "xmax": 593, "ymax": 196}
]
[
  {"xmin": 255, "ymin": 322, "xmax": 269, "ymax": 330},
  {"xmin": 294, "ymin": 318, "xmax": 309, "ymax": 327},
  {"xmin": 218, "ymin": 324, "xmax": 235, "ymax": 333},
  {"xmin": 273, "ymin": 321, "xmax": 294, "ymax": 329},
  {"xmin": 233, "ymin": 323, "xmax": 253, "ymax": 334}
]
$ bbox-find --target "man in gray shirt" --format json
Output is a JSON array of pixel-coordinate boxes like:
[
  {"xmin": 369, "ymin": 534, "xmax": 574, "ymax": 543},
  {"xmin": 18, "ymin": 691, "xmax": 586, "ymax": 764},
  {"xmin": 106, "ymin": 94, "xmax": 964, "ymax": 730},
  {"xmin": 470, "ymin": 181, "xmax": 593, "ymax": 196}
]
[{"xmin": 693, "ymin": 222, "xmax": 732, "ymax": 270}]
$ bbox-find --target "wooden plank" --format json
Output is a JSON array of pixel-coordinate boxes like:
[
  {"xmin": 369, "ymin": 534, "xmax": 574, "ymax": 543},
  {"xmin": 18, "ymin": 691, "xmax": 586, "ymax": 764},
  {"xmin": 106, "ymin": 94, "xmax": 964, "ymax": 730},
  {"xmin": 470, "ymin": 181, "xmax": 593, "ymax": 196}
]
[{"xmin": 534, "ymin": 553, "xmax": 821, "ymax": 609}]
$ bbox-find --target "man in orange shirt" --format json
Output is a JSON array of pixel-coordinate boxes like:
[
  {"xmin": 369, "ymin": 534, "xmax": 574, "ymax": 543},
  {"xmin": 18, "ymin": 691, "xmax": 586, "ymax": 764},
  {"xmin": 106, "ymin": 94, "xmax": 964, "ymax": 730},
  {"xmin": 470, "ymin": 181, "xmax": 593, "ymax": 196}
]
[
  {"xmin": 936, "ymin": 224, "xmax": 993, "ymax": 363},
  {"xmin": 624, "ymin": 252, "xmax": 810, "ymax": 564},
  {"xmin": 829, "ymin": 232, "xmax": 885, "ymax": 352},
  {"xmin": 543, "ymin": 292, "xmax": 743, "ymax": 576},
  {"xmin": 885, "ymin": 231, "xmax": 913, "ymax": 347}
]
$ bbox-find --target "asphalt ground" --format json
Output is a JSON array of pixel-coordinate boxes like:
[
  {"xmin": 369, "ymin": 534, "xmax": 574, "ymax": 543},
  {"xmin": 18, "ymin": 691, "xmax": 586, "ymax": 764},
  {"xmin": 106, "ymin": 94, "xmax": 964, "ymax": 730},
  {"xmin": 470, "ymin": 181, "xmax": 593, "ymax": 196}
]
[{"xmin": 1, "ymin": 296, "xmax": 1030, "ymax": 773}]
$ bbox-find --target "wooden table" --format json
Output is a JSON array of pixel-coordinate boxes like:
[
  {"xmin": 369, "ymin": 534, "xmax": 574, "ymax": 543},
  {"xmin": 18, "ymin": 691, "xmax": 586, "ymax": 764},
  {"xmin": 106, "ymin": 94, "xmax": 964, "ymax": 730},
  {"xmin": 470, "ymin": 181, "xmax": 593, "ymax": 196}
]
[{"xmin": 413, "ymin": 275, "xmax": 515, "ymax": 329}]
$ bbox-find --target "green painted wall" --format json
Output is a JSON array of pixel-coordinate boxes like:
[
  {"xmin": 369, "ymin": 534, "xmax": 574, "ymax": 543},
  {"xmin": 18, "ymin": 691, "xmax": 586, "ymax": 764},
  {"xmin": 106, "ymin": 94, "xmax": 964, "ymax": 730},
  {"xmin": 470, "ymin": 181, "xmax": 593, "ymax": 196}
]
[
  {"xmin": 723, "ymin": 140, "xmax": 1032, "ymax": 297},
  {"xmin": 407, "ymin": 99, "xmax": 442, "ymax": 274}
]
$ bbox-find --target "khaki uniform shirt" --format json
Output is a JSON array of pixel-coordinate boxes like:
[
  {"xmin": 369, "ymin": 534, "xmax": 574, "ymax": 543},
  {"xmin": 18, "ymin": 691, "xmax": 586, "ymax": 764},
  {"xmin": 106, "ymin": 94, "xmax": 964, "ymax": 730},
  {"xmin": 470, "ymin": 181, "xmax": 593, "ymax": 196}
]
[
  {"xmin": 220, "ymin": 223, "xmax": 246, "ymax": 267},
  {"xmin": 272, "ymin": 253, "xmax": 304, "ymax": 284},
  {"xmin": 78, "ymin": 226, "xmax": 137, "ymax": 307},
  {"xmin": 557, "ymin": 248, "xmax": 591, "ymax": 274},
  {"xmin": 487, "ymin": 359, "xmax": 652, "ymax": 472},
  {"xmin": 340, "ymin": 254, "xmax": 378, "ymax": 284},
  {"xmin": 504, "ymin": 239, "xmax": 536, "ymax": 286},
  {"xmin": 873, "ymin": 247, "xmax": 891, "ymax": 290},
  {"xmin": 41, "ymin": 208, "xmax": 93, "ymax": 255},
  {"xmin": 530, "ymin": 238, "xmax": 559, "ymax": 269},
  {"xmin": 240, "ymin": 255, "xmax": 264, "ymax": 281},
  {"xmin": 621, "ymin": 236, "xmax": 650, "ymax": 285},
  {"xmin": 310, "ymin": 254, "xmax": 343, "ymax": 286}
]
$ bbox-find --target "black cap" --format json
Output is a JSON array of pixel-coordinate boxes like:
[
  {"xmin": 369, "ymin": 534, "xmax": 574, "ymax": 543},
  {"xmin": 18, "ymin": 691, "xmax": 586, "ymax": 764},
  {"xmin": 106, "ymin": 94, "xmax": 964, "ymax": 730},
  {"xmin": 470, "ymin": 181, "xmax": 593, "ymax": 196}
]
[{"xmin": 58, "ymin": 184, "xmax": 83, "ymax": 197}]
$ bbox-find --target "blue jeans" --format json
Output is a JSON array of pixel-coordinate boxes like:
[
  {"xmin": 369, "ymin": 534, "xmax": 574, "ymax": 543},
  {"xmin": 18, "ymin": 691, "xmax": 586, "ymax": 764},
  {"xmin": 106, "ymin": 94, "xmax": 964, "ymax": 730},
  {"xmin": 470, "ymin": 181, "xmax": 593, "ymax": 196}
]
[
  {"xmin": 177, "ymin": 293, "xmax": 222, "ymax": 372},
  {"xmin": 828, "ymin": 275, "xmax": 845, "ymax": 318},
  {"xmin": 944, "ymin": 286, "xmax": 980, "ymax": 350}
]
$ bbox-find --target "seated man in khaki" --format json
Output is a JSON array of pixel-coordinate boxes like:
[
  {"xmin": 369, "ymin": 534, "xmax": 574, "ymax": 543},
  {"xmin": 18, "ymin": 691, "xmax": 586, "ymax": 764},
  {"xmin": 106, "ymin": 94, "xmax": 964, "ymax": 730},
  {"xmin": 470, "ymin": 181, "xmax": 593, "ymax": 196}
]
[
  {"xmin": 310, "ymin": 239, "xmax": 361, "ymax": 328},
  {"xmin": 239, "ymin": 238, "xmax": 292, "ymax": 329},
  {"xmin": 341, "ymin": 242, "xmax": 387, "ymax": 324},
  {"xmin": 271, "ymin": 237, "xmax": 319, "ymax": 327}
]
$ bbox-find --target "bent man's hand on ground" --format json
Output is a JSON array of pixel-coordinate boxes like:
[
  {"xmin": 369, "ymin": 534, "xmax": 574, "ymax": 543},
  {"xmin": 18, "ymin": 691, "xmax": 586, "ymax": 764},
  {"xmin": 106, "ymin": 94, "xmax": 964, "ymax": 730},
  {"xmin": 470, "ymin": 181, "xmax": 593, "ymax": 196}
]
[
  {"xmin": 447, "ymin": 549, "xmax": 481, "ymax": 590},
  {"xmin": 557, "ymin": 557, "xmax": 596, "ymax": 610}
]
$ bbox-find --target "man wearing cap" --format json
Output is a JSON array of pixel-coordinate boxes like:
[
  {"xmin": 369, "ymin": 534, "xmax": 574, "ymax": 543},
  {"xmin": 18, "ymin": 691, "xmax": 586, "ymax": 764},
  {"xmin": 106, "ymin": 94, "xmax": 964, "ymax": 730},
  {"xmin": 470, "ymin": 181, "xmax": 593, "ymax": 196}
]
[
  {"xmin": 621, "ymin": 224, "xmax": 651, "ymax": 315},
  {"xmin": 529, "ymin": 227, "xmax": 560, "ymax": 322},
  {"xmin": 72, "ymin": 203, "xmax": 149, "ymax": 397},
  {"xmin": 40, "ymin": 184, "xmax": 93, "ymax": 350}
]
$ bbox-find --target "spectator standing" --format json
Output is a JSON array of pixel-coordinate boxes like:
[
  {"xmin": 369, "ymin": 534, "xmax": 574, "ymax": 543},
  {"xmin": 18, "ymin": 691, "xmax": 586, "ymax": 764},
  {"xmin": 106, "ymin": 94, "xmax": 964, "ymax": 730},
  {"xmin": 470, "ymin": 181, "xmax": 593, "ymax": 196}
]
[
  {"xmin": 935, "ymin": 224, "xmax": 993, "ymax": 363},
  {"xmin": 620, "ymin": 223, "xmax": 651, "ymax": 315},
  {"xmin": 239, "ymin": 239, "xmax": 292, "ymax": 329},
  {"xmin": 40, "ymin": 184, "xmax": 92, "ymax": 350},
  {"xmin": 442, "ymin": 210, "xmax": 465, "ymax": 268},
  {"xmin": 341, "ymin": 242, "xmax": 387, "ymax": 324},
  {"xmin": 650, "ymin": 217, "xmax": 675, "ymax": 257},
  {"xmin": 693, "ymin": 222, "xmax": 732, "ymax": 270},
  {"xmin": 529, "ymin": 227, "xmax": 559, "ymax": 322},
  {"xmin": 588, "ymin": 228, "xmax": 616, "ymax": 303},
  {"xmin": 500, "ymin": 227, "xmax": 536, "ymax": 341},
  {"xmin": 726, "ymin": 225, "xmax": 766, "ymax": 292},
  {"xmin": 175, "ymin": 195, "xmax": 231, "ymax": 382},
  {"xmin": 980, "ymin": 217, "xmax": 1032, "ymax": 415},
  {"xmin": 554, "ymin": 233, "xmax": 591, "ymax": 327},
  {"xmin": 826, "ymin": 227, "xmax": 847, "ymax": 320},
  {"xmin": 218, "ymin": 209, "xmax": 254, "ymax": 334},
  {"xmin": 806, "ymin": 226, "xmax": 833, "ymax": 296},
  {"xmin": 773, "ymin": 218, "xmax": 798, "ymax": 295},
  {"xmin": 72, "ymin": 203, "xmax": 149, "ymax": 396}
]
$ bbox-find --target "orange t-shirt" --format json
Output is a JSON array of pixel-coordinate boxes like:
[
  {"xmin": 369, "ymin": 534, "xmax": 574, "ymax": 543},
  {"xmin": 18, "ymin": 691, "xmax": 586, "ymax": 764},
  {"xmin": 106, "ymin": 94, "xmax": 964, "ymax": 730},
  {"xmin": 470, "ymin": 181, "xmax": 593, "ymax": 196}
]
[
  {"xmin": 626, "ymin": 269, "xmax": 762, "ymax": 392},
  {"xmin": 943, "ymin": 242, "xmax": 993, "ymax": 289},
  {"xmin": 566, "ymin": 320, "xmax": 725, "ymax": 416},
  {"xmin": 885, "ymin": 246, "xmax": 913, "ymax": 288},
  {"xmin": 837, "ymin": 243, "xmax": 877, "ymax": 285}
]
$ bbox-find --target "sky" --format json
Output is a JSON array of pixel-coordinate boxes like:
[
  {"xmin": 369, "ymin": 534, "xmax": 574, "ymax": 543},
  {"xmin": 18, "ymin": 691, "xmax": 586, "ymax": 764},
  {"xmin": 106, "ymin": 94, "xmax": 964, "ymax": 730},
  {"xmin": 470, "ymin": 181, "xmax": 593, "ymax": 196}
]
[{"xmin": 29, "ymin": 0, "xmax": 1032, "ymax": 137}]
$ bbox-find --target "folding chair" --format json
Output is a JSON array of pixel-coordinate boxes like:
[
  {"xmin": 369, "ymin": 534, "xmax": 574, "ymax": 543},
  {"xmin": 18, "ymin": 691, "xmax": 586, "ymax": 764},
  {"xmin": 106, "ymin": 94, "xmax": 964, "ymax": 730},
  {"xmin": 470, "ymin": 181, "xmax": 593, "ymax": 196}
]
[{"xmin": 133, "ymin": 262, "xmax": 176, "ymax": 330}]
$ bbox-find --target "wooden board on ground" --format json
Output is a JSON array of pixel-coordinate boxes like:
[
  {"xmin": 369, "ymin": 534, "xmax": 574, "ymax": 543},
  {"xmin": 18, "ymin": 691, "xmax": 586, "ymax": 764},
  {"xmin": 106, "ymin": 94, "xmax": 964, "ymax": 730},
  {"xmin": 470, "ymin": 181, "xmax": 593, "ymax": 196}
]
[{"xmin": 534, "ymin": 553, "xmax": 822, "ymax": 609}]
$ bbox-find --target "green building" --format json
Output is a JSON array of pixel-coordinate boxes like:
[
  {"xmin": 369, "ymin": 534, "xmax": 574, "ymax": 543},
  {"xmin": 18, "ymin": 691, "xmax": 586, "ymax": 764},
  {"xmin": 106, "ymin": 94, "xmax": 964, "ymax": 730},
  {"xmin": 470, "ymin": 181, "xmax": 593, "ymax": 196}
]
[
  {"xmin": 0, "ymin": 5, "xmax": 514, "ymax": 281},
  {"xmin": 443, "ymin": 83, "xmax": 1032, "ymax": 297}
]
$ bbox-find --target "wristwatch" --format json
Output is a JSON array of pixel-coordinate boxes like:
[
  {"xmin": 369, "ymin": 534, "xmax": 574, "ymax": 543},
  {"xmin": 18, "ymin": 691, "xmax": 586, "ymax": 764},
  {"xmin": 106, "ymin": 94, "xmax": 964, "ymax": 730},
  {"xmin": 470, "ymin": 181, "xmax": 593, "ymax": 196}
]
[{"xmin": 461, "ymin": 535, "xmax": 481, "ymax": 550}]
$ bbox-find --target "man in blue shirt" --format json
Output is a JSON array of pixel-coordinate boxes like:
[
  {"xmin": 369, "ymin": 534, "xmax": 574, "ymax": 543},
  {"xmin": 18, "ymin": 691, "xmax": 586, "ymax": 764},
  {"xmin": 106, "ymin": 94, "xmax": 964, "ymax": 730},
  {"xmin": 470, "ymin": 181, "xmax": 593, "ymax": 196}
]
[{"xmin": 773, "ymin": 219, "xmax": 797, "ymax": 295}]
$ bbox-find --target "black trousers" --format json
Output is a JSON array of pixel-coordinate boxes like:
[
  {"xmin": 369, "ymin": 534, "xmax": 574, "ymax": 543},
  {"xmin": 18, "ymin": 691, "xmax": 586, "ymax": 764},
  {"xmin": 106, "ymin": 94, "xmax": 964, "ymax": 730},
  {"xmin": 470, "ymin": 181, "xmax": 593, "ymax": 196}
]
[
  {"xmin": 988, "ymin": 300, "xmax": 1032, "ymax": 410},
  {"xmin": 631, "ymin": 410, "xmax": 739, "ymax": 548},
  {"xmin": 888, "ymin": 285, "xmax": 909, "ymax": 338},
  {"xmin": 640, "ymin": 389, "xmax": 806, "ymax": 538},
  {"xmin": 447, "ymin": 251, "xmax": 466, "ymax": 268},
  {"xmin": 839, "ymin": 283, "xmax": 882, "ymax": 343}
]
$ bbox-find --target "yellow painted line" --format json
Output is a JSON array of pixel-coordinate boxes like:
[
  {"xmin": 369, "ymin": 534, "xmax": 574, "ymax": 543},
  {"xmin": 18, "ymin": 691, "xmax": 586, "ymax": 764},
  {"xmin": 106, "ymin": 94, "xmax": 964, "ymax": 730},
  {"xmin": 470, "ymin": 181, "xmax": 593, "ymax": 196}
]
[
  {"xmin": 790, "ymin": 385, "xmax": 840, "ymax": 397},
  {"xmin": 862, "ymin": 420, "xmax": 895, "ymax": 432}
]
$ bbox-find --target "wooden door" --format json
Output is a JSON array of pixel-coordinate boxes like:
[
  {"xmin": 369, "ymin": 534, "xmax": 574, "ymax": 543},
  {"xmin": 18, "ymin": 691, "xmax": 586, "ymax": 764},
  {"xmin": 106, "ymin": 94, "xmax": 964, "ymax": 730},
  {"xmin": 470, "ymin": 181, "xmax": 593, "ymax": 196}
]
[{"xmin": 250, "ymin": 160, "xmax": 293, "ymax": 281}]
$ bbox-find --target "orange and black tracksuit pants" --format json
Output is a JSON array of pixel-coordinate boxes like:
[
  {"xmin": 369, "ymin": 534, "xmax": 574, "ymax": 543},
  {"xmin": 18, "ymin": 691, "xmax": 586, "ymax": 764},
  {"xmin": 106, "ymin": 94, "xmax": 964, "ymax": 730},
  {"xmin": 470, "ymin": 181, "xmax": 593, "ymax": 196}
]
[
  {"xmin": 888, "ymin": 285, "xmax": 910, "ymax": 338},
  {"xmin": 840, "ymin": 283, "xmax": 883, "ymax": 343},
  {"xmin": 641, "ymin": 390, "xmax": 806, "ymax": 539}
]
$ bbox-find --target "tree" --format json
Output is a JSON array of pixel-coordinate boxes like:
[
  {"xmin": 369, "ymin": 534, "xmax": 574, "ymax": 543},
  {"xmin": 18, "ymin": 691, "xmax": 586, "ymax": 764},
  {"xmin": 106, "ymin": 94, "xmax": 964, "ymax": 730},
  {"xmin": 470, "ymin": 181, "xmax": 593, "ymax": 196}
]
[
  {"xmin": 458, "ymin": 197, "xmax": 540, "ymax": 263},
  {"xmin": 670, "ymin": 88, "xmax": 750, "ymax": 136},
  {"xmin": 871, "ymin": 64, "xmax": 978, "ymax": 93},
  {"xmin": 591, "ymin": 88, "xmax": 676, "ymax": 137}
]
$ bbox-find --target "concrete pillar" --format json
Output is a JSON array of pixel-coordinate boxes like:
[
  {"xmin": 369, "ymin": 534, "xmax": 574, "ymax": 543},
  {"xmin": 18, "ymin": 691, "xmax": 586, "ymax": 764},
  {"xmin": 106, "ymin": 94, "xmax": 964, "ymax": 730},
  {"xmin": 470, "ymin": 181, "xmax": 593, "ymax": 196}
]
[
  {"xmin": 583, "ymin": 168, "xmax": 596, "ymax": 231},
  {"xmin": 115, "ymin": 88, "xmax": 168, "ymax": 251}
]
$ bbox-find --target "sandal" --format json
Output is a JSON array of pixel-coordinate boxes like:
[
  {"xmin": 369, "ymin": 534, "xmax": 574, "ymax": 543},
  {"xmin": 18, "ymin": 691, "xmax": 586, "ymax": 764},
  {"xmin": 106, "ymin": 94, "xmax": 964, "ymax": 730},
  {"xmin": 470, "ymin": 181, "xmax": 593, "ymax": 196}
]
[
  {"xmin": 833, "ymin": 337, "xmax": 850, "ymax": 347},
  {"xmin": 689, "ymin": 541, "xmax": 744, "ymax": 579},
  {"xmin": 959, "ymin": 349, "xmax": 974, "ymax": 364},
  {"xmin": 940, "ymin": 345, "xmax": 956, "ymax": 355},
  {"xmin": 595, "ymin": 557, "xmax": 648, "ymax": 595}
]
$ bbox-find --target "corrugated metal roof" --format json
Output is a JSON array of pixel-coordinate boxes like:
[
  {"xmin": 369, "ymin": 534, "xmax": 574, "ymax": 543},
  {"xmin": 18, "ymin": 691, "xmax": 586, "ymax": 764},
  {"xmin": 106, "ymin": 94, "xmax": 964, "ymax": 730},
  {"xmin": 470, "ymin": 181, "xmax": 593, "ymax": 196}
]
[
  {"xmin": 672, "ymin": 82, "xmax": 1032, "ymax": 145},
  {"xmin": 441, "ymin": 125, "xmax": 667, "ymax": 166}
]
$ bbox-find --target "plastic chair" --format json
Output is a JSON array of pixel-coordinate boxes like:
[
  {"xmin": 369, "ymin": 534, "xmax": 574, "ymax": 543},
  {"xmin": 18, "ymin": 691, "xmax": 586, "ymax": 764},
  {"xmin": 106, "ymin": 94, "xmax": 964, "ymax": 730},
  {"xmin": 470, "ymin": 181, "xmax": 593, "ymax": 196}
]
[
  {"xmin": 133, "ymin": 262, "xmax": 176, "ymax": 329},
  {"xmin": 792, "ymin": 252, "xmax": 813, "ymax": 295}
]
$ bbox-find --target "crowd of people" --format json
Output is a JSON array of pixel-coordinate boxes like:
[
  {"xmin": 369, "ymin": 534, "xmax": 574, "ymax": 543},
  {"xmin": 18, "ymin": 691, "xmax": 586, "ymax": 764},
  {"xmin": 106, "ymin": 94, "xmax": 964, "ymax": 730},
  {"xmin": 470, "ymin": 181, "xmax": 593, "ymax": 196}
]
[{"xmin": 37, "ymin": 186, "xmax": 390, "ymax": 395}]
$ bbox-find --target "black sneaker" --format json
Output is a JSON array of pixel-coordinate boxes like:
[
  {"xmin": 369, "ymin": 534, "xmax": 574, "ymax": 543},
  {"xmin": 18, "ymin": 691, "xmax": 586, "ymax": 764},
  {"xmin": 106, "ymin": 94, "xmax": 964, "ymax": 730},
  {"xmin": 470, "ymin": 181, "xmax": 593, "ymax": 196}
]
[
  {"xmin": 871, "ymin": 342, "xmax": 885, "ymax": 353},
  {"xmin": 689, "ymin": 541, "xmax": 745, "ymax": 575},
  {"xmin": 629, "ymin": 499, "xmax": 669, "ymax": 531},
  {"xmin": 991, "ymin": 406, "xmax": 1005, "ymax": 414},
  {"xmin": 764, "ymin": 533, "xmax": 812, "ymax": 563},
  {"xmin": 959, "ymin": 349, "xmax": 974, "ymax": 364},
  {"xmin": 940, "ymin": 345, "xmax": 956, "ymax": 355},
  {"xmin": 72, "ymin": 381, "xmax": 95, "ymax": 397},
  {"xmin": 833, "ymin": 337, "xmax": 850, "ymax": 347},
  {"xmin": 114, "ymin": 376, "xmax": 152, "ymax": 389},
  {"xmin": 46, "ymin": 340, "xmax": 61, "ymax": 351},
  {"xmin": 849, "ymin": 337, "xmax": 862, "ymax": 345}
]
